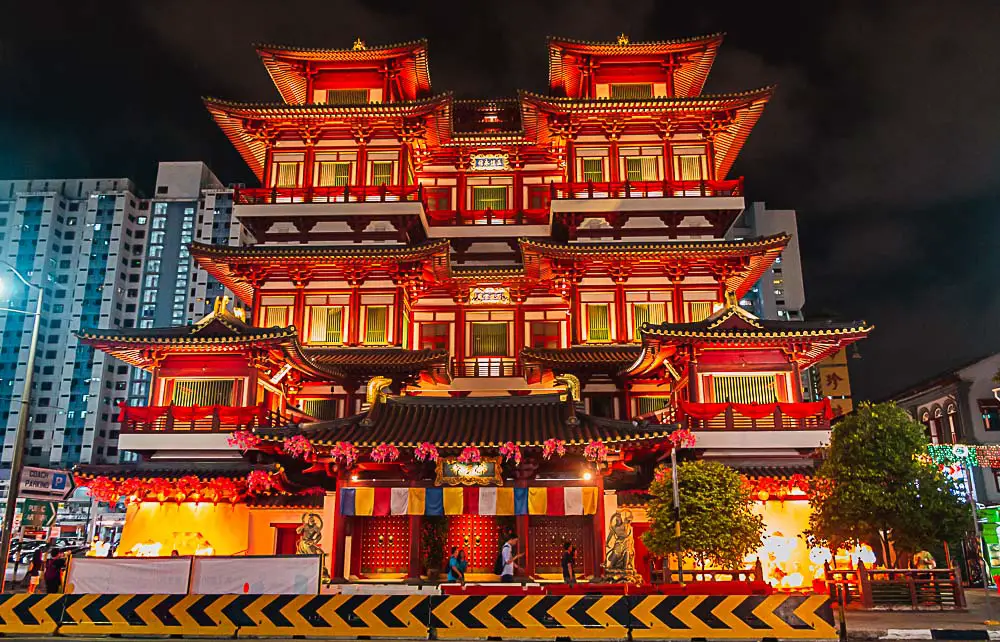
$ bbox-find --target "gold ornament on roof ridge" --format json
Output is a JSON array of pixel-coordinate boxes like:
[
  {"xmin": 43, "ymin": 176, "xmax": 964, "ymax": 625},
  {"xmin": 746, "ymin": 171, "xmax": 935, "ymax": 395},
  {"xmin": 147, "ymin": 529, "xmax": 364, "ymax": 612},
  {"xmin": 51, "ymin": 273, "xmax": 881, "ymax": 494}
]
[
  {"xmin": 617, "ymin": 33, "xmax": 630, "ymax": 46},
  {"xmin": 353, "ymin": 38, "xmax": 367, "ymax": 51}
]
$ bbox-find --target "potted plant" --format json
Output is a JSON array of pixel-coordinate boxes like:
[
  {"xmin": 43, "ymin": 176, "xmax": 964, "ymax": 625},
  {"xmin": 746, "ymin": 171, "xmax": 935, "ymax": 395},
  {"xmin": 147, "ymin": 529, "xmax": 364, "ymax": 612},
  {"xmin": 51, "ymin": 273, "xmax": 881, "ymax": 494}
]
[{"xmin": 421, "ymin": 516, "xmax": 447, "ymax": 581}]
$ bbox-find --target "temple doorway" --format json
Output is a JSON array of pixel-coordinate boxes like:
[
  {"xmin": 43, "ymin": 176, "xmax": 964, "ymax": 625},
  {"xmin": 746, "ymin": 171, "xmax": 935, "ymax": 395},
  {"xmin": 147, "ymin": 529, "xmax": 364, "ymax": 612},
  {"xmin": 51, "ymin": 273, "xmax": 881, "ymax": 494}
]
[
  {"xmin": 445, "ymin": 515, "xmax": 507, "ymax": 573},
  {"xmin": 357, "ymin": 516, "xmax": 409, "ymax": 577},
  {"xmin": 529, "ymin": 516, "xmax": 594, "ymax": 577}
]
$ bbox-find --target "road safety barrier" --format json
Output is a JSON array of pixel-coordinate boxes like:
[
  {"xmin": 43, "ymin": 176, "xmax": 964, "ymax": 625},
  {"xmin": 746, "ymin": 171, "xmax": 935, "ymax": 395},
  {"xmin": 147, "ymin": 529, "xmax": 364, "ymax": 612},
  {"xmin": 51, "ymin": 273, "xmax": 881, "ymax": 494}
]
[{"xmin": 0, "ymin": 592, "xmax": 836, "ymax": 639}]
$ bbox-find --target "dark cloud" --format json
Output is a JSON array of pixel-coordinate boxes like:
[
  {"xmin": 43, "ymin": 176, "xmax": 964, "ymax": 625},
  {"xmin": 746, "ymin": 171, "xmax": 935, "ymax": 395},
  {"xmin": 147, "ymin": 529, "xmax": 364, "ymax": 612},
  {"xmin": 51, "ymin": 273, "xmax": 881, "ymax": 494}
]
[{"xmin": 1, "ymin": 0, "xmax": 998, "ymax": 399}]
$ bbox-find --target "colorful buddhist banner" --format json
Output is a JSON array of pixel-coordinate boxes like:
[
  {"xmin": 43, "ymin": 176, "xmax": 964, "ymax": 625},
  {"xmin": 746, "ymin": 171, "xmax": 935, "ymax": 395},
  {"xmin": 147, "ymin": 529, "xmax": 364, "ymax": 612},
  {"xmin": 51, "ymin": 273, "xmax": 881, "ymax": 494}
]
[{"xmin": 339, "ymin": 486, "xmax": 598, "ymax": 517}]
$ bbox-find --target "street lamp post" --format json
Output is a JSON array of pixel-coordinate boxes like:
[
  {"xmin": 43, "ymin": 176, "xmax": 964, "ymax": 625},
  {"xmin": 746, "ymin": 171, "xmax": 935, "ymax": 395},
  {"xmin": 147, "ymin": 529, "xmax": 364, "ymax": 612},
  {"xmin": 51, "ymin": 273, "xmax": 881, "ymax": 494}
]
[{"xmin": 0, "ymin": 264, "xmax": 43, "ymax": 591}]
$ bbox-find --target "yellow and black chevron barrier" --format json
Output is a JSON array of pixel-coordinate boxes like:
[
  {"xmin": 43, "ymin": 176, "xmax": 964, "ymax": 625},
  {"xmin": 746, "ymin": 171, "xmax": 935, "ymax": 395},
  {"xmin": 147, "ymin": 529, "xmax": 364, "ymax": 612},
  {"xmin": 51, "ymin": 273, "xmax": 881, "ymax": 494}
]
[
  {"xmin": 431, "ymin": 594, "xmax": 630, "ymax": 640},
  {"xmin": 0, "ymin": 591, "xmax": 835, "ymax": 639},
  {"xmin": 232, "ymin": 593, "xmax": 430, "ymax": 638},
  {"xmin": 59, "ymin": 593, "xmax": 240, "ymax": 637},
  {"xmin": 629, "ymin": 594, "xmax": 836, "ymax": 640},
  {"xmin": 0, "ymin": 593, "xmax": 64, "ymax": 636}
]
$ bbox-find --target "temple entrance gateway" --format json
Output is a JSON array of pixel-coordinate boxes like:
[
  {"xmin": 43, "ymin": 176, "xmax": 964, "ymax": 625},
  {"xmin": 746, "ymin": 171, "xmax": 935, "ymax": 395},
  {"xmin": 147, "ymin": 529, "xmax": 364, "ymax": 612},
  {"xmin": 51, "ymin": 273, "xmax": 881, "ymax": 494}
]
[
  {"xmin": 357, "ymin": 515, "xmax": 409, "ymax": 578},
  {"xmin": 529, "ymin": 516, "xmax": 594, "ymax": 577}
]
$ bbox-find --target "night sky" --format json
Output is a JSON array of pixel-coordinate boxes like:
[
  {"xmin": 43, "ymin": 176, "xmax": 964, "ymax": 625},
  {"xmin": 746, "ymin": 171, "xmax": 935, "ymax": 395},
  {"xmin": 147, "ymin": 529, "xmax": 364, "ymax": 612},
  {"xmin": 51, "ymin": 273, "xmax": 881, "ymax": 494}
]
[{"xmin": 2, "ymin": 0, "xmax": 999, "ymax": 400}]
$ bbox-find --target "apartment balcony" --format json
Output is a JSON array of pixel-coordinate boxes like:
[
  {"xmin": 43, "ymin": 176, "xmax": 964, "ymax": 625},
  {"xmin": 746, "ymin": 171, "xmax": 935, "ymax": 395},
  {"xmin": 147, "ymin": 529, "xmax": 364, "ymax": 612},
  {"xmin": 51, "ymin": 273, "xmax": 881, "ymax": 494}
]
[
  {"xmin": 644, "ymin": 400, "xmax": 832, "ymax": 450},
  {"xmin": 548, "ymin": 178, "xmax": 745, "ymax": 216},
  {"xmin": 117, "ymin": 404, "xmax": 292, "ymax": 454}
]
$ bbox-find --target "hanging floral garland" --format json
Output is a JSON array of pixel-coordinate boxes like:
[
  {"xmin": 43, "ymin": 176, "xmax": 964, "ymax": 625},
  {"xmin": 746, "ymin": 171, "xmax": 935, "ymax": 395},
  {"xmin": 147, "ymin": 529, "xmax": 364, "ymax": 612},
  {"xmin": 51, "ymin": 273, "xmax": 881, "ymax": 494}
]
[
  {"xmin": 499, "ymin": 442, "xmax": 522, "ymax": 465},
  {"xmin": 226, "ymin": 430, "xmax": 261, "ymax": 451},
  {"xmin": 118, "ymin": 478, "xmax": 144, "ymax": 503},
  {"xmin": 371, "ymin": 443, "xmax": 400, "ymax": 463},
  {"xmin": 330, "ymin": 442, "xmax": 359, "ymax": 467},
  {"xmin": 414, "ymin": 442, "xmax": 439, "ymax": 462},
  {"xmin": 283, "ymin": 435, "xmax": 313, "ymax": 459},
  {"xmin": 458, "ymin": 446, "xmax": 481, "ymax": 464},
  {"xmin": 246, "ymin": 470, "xmax": 274, "ymax": 496},
  {"xmin": 744, "ymin": 475, "xmax": 813, "ymax": 501},
  {"xmin": 542, "ymin": 439, "xmax": 566, "ymax": 460},
  {"xmin": 207, "ymin": 476, "xmax": 240, "ymax": 503},
  {"xmin": 668, "ymin": 427, "xmax": 697, "ymax": 449},
  {"xmin": 86, "ymin": 476, "xmax": 119, "ymax": 503},
  {"xmin": 176, "ymin": 475, "xmax": 203, "ymax": 497},
  {"xmin": 583, "ymin": 440, "xmax": 608, "ymax": 464}
]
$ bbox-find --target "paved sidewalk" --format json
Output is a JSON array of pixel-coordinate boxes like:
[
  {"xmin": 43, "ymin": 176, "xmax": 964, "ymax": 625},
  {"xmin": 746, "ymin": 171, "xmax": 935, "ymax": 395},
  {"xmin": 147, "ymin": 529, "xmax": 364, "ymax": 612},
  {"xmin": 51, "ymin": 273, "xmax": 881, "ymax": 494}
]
[{"xmin": 845, "ymin": 590, "xmax": 1000, "ymax": 639}]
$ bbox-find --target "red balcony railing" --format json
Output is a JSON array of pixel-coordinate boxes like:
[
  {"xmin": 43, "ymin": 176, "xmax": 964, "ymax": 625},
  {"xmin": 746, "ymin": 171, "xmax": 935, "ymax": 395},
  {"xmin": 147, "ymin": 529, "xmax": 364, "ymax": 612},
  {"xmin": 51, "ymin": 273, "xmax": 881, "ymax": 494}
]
[
  {"xmin": 235, "ymin": 185, "xmax": 422, "ymax": 205},
  {"xmin": 550, "ymin": 178, "xmax": 744, "ymax": 200},
  {"xmin": 424, "ymin": 209, "xmax": 550, "ymax": 226},
  {"xmin": 453, "ymin": 357, "xmax": 521, "ymax": 378},
  {"xmin": 643, "ymin": 399, "xmax": 832, "ymax": 431},
  {"xmin": 118, "ymin": 404, "xmax": 291, "ymax": 433}
]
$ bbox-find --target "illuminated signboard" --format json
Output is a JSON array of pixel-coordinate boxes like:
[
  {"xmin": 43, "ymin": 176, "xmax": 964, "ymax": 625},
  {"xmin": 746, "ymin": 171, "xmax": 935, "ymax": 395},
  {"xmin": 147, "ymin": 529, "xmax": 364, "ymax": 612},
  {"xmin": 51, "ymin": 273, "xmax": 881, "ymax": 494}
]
[
  {"xmin": 469, "ymin": 287, "xmax": 511, "ymax": 305},
  {"xmin": 435, "ymin": 457, "xmax": 503, "ymax": 486},
  {"xmin": 470, "ymin": 153, "xmax": 509, "ymax": 171}
]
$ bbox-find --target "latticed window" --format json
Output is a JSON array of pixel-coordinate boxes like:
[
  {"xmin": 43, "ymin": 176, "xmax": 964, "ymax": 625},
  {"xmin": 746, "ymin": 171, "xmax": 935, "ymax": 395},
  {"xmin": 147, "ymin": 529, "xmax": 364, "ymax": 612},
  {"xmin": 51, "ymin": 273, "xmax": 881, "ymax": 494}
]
[
  {"xmin": 300, "ymin": 399, "xmax": 339, "ymax": 421},
  {"xmin": 688, "ymin": 302, "xmax": 714, "ymax": 322},
  {"xmin": 529, "ymin": 321, "xmax": 560, "ymax": 349},
  {"xmin": 261, "ymin": 305, "xmax": 291, "ymax": 327},
  {"xmin": 326, "ymin": 89, "xmax": 369, "ymax": 104},
  {"xmin": 371, "ymin": 161, "xmax": 394, "ymax": 186},
  {"xmin": 711, "ymin": 374, "xmax": 778, "ymax": 404},
  {"xmin": 363, "ymin": 306, "xmax": 388, "ymax": 344},
  {"xmin": 308, "ymin": 306, "xmax": 344, "ymax": 343},
  {"xmin": 586, "ymin": 304, "xmax": 611, "ymax": 342},
  {"xmin": 470, "ymin": 322, "xmax": 508, "ymax": 356},
  {"xmin": 625, "ymin": 157, "xmax": 658, "ymax": 182},
  {"xmin": 637, "ymin": 396, "xmax": 670, "ymax": 416},
  {"xmin": 678, "ymin": 155, "xmax": 705, "ymax": 181},
  {"xmin": 317, "ymin": 162, "xmax": 351, "ymax": 187},
  {"xmin": 632, "ymin": 303, "xmax": 666, "ymax": 335},
  {"xmin": 581, "ymin": 158, "xmax": 604, "ymax": 183},
  {"xmin": 170, "ymin": 379, "xmax": 235, "ymax": 406},
  {"xmin": 610, "ymin": 83, "xmax": 653, "ymax": 99},
  {"xmin": 273, "ymin": 162, "xmax": 300, "ymax": 188},
  {"xmin": 471, "ymin": 186, "xmax": 507, "ymax": 211},
  {"xmin": 419, "ymin": 323, "xmax": 449, "ymax": 350}
]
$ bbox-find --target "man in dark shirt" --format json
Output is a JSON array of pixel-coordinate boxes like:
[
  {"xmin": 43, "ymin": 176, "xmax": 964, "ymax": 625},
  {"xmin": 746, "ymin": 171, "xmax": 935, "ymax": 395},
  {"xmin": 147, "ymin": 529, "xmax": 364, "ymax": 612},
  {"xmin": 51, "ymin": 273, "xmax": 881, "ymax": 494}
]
[
  {"xmin": 43, "ymin": 549, "xmax": 66, "ymax": 594},
  {"xmin": 561, "ymin": 541, "xmax": 576, "ymax": 586}
]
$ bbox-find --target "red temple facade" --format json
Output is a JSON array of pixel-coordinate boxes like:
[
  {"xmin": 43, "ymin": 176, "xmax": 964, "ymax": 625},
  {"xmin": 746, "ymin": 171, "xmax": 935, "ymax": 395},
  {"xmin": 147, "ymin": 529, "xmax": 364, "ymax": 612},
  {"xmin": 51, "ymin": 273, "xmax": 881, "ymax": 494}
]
[{"xmin": 75, "ymin": 34, "xmax": 872, "ymax": 586}]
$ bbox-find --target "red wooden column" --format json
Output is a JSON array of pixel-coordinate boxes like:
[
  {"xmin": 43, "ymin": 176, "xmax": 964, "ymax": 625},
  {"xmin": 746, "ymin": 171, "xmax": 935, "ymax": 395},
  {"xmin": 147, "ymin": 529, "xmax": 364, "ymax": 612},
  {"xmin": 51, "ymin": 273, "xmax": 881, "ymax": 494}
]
[
  {"xmin": 516, "ymin": 476, "xmax": 531, "ymax": 578},
  {"xmin": 513, "ymin": 293, "xmax": 526, "ymax": 357},
  {"xmin": 592, "ymin": 471, "xmax": 606, "ymax": 578},
  {"xmin": 392, "ymin": 288, "xmax": 403, "ymax": 346},
  {"xmin": 331, "ymin": 471, "xmax": 347, "ymax": 580},
  {"xmin": 454, "ymin": 297, "xmax": 467, "ymax": 367},
  {"xmin": 293, "ymin": 285, "xmax": 306, "ymax": 339},
  {"xmin": 568, "ymin": 283, "xmax": 581, "ymax": 345},
  {"xmin": 613, "ymin": 281, "xmax": 627, "ymax": 343},
  {"xmin": 302, "ymin": 146, "xmax": 315, "ymax": 194},
  {"xmin": 348, "ymin": 286, "xmax": 361, "ymax": 346},
  {"xmin": 671, "ymin": 284, "xmax": 684, "ymax": 324},
  {"xmin": 407, "ymin": 477, "xmax": 423, "ymax": 580}
]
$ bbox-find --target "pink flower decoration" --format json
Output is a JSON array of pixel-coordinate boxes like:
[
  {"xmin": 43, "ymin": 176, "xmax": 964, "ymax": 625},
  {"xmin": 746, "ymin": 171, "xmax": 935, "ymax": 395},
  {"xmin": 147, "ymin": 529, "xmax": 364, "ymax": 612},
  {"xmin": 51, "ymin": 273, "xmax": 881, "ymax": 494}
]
[
  {"xmin": 668, "ymin": 427, "xmax": 696, "ymax": 449},
  {"xmin": 331, "ymin": 442, "xmax": 359, "ymax": 467},
  {"xmin": 414, "ymin": 442, "xmax": 439, "ymax": 462},
  {"xmin": 499, "ymin": 441, "xmax": 522, "ymax": 465},
  {"xmin": 542, "ymin": 438, "xmax": 566, "ymax": 460},
  {"xmin": 371, "ymin": 443, "xmax": 400, "ymax": 463},
  {"xmin": 246, "ymin": 471, "xmax": 274, "ymax": 495},
  {"xmin": 282, "ymin": 434, "xmax": 313, "ymax": 459},
  {"xmin": 227, "ymin": 430, "xmax": 260, "ymax": 451},
  {"xmin": 584, "ymin": 440, "xmax": 609, "ymax": 463},
  {"xmin": 458, "ymin": 446, "xmax": 481, "ymax": 464}
]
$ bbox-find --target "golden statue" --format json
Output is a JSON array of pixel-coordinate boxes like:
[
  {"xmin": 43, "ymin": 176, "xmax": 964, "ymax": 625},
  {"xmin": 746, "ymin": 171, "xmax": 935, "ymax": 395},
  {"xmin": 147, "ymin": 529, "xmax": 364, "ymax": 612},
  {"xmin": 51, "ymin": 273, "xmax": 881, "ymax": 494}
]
[
  {"xmin": 296, "ymin": 513, "xmax": 331, "ymax": 581},
  {"xmin": 603, "ymin": 509, "xmax": 640, "ymax": 583}
]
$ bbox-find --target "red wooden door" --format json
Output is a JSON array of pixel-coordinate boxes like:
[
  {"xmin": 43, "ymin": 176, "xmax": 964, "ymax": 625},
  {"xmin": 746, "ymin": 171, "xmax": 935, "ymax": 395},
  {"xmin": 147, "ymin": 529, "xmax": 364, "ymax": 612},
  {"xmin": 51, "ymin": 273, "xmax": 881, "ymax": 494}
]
[
  {"xmin": 358, "ymin": 516, "xmax": 410, "ymax": 575},
  {"xmin": 529, "ymin": 516, "xmax": 593, "ymax": 577},
  {"xmin": 274, "ymin": 524, "xmax": 298, "ymax": 555}
]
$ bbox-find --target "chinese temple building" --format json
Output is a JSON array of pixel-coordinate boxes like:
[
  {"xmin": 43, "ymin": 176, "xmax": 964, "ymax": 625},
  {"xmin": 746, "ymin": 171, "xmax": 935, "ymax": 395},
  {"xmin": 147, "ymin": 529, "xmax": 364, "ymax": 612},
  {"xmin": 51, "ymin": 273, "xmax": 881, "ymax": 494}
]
[{"xmin": 74, "ymin": 34, "xmax": 872, "ymax": 586}]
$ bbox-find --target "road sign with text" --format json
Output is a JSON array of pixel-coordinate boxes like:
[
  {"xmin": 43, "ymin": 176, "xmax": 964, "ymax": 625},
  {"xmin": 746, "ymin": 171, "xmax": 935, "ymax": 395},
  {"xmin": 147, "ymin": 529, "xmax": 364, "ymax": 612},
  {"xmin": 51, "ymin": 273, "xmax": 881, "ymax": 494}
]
[
  {"xmin": 21, "ymin": 500, "xmax": 56, "ymax": 528},
  {"xmin": 19, "ymin": 467, "xmax": 74, "ymax": 501}
]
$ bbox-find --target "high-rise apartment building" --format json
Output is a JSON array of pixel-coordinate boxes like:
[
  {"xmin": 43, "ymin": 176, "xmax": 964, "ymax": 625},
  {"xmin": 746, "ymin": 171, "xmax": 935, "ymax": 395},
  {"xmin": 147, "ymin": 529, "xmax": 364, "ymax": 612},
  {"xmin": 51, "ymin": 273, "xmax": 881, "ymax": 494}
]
[
  {"xmin": 727, "ymin": 201, "xmax": 805, "ymax": 321},
  {"xmin": 0, "ymin": 163, "xmax": 241, "ymax": 473}
]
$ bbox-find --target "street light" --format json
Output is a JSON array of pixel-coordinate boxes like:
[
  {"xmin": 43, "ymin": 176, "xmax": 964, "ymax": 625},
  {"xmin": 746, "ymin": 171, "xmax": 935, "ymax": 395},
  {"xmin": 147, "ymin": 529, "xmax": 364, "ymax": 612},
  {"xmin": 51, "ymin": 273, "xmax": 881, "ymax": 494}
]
[{"xmin": 0, "ymin": 262, "xmax": 43, "ymax": 591}]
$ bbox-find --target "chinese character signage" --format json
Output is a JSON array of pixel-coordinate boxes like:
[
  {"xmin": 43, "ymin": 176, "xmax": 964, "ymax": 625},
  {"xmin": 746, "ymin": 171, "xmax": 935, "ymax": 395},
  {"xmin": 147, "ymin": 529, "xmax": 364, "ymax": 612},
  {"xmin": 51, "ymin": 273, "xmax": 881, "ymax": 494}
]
[
  {"xmin": 469, "ymin": 287, "xmax": 511, "ymax": 305},
  {"xmin": 469, "ymin": 154, "xmax": 509, "ymax": 171},
  {"xmin": 435, "ymin": 457, "xmax": 503, "ymax": 486}
]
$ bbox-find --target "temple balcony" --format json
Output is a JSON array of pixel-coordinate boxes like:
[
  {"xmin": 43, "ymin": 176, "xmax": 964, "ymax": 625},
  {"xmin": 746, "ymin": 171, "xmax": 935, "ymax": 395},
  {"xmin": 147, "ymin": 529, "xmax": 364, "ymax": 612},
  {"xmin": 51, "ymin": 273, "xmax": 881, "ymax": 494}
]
[
  {"xmin": 644, "ymin": 400, "xmax": 832, "ymax": 450},
  {"xmin": 116, "ymin": 404, "xmax": 294, "ymax": 455},
  {"xmin": 548, "ymin": 178, "xmax": 745, "ymax": 217}
]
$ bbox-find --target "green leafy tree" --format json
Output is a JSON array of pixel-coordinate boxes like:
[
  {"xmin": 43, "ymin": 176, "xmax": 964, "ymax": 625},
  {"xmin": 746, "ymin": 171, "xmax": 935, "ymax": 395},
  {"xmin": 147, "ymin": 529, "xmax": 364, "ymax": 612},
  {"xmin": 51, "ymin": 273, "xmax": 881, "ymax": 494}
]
[
  {"xmin": 809, "ymin": 402, "xmax": 967, "ymax": 566},
  {"xmin": 643, "ymin": 460, "xmax": 764, "ymax": 568}
]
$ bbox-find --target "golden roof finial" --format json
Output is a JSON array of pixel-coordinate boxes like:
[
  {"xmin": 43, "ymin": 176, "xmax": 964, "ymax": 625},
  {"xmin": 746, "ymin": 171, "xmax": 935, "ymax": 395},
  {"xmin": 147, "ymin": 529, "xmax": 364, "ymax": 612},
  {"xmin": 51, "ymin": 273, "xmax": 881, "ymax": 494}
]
[
  {"xmin": 617, "ymin": 33, "xmax": 630, "ymax": 46},
  {"xmin": 724, "ymin": 290, "xmax": 739, "ymax": 308},
  {"xmin": 212, "ymin": 295, "xmax": 230, "ymax": 315},
  {"xmin": 353, "ymin": 37, "xmax": 367, "ymax": 51}
]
